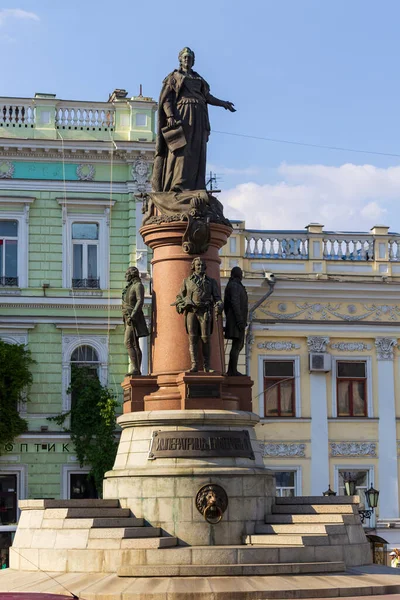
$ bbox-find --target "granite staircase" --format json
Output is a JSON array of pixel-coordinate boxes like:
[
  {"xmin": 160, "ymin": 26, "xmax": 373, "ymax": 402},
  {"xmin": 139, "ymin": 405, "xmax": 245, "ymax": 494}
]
[{"xmin": 10, "ymin": 496, "xmax": 371, "ymax": 577}]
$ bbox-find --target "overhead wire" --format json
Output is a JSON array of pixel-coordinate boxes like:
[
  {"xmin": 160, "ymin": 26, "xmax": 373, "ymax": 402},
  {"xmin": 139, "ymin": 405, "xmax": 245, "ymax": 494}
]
[{"xmin": 212, "ymin": 129, "xmax": 400, "ymax": 159}]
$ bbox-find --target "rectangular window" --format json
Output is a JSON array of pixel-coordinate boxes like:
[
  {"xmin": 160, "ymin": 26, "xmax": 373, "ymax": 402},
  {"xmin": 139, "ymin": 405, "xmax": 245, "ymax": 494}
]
[
  {"xmin": 264, "ymin": 360, "xmax": 295, "ymax": 417},
  {"xmin": 0, "ymin": 220, "xmax": 18, "ymax": 286},
  {"xmin": 275, "ymin": 471, "xmax": 296, "ymax": 497},
  {"xmin": 337, "ymin": 361, "xmax": 367, "ymax": 417},
  {"xmin": 69, "ymin": 473, "xmax": 98, "ymax": 499},
  {"xmin": 71, "ymin": 222, "xmax": 99, "ymax": 289},
  {"xmin": 338, "ymin": 469, "xmax": 369, "ymax": 506}
]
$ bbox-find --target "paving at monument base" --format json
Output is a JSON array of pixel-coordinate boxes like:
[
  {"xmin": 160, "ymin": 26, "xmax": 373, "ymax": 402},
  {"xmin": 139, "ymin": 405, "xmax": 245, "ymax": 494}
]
[{"xmin": 2, "ymin": 565, "xmax": 400, "ymax": 599}]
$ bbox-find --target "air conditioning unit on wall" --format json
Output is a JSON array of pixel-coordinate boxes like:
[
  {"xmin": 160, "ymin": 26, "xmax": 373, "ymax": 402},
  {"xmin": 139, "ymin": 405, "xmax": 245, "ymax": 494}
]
[{"xmin": 309, "ymin": 352, "xmax": 332, "ymax": 372}]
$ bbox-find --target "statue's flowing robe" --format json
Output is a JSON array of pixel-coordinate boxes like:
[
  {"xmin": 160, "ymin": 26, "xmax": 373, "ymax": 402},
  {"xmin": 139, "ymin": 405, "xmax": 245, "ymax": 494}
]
[{"xmin": 151, "ymin": 69, "xmax": 211, "ymax": 193}]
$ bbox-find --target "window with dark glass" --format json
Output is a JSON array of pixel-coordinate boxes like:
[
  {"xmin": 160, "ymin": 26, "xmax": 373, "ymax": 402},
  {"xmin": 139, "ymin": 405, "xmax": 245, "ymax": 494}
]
[
  {"xmin": 70, "ymin": 345, "xmax": 99, "ymax": 425},
  {"xmin": 264, "ymin": 360, "xmax": 295, "ymax": 417},
  {"xmin": 0, "ymin": 220, "xmax": 18, "ymax": 286},
  {"xmin": 69, "ymin": 473, "xmax": 98, "ymax": 499},
  {"xmin": 72, "ymin": 222, "xmax": 99, "ymax": 289},
  {"xmin": 0, "ymin": 475, "xmax": 17, "ymax": 525},
  {"xmin": 275, "ymin": 471, "xmax": 297, "ymax": 497},
  {"xmin": 337, "ymin": 361, "xmax": 367, "ymax": 417}
]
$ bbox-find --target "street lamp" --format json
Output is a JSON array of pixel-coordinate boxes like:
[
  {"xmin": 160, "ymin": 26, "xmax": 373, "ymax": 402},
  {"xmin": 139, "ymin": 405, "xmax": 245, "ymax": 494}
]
[
  {"xmin": 359, "ymin": 484, "xmax": 380, "ymax": 524},
  {"xmin": 322, "ymin": 485, "xmax": 336, "ymax": 496}
]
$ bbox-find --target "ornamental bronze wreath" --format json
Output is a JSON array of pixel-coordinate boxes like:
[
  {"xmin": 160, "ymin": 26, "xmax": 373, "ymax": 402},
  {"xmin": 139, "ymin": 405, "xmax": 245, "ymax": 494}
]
[{"xmin": 195, "ymin": 484, "xmax": 228, "ymax": 524}]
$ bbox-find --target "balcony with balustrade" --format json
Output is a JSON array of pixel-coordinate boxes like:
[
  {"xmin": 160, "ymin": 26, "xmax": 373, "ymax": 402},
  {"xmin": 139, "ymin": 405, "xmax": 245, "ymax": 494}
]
[
  {"xmin": 221, "ymin": 221, "xmax": 400, "ymax": 280},
  {"xmin": 0, "ymin": 91, "xmax": 157, "ymax": 143}
]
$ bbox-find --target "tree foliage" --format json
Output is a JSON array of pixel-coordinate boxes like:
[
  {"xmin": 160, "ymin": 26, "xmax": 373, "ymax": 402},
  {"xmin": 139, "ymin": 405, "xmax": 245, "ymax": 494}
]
[
  {"xmin": 0, "ymin": 340, "xmax": 34, "ymax": 454},
  {"xmin": 49, "ymin": 365, "xmax": 118, "ymax": 496}
]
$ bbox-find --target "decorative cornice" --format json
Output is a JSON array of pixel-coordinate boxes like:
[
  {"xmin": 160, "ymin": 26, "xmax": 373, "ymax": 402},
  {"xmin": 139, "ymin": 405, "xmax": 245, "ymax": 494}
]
[
  {"xmin": 331, "ymin": 342, "xmax": 371, "ymax": 351},
  {"xmin": 258, "ymin": 341, "xmax": 300, "ymax": 351},
  {"xmin": 307, "ymin": 336, "xmax": 329, "ymax": 353},
  {"xmin": 330, "ymin": 442, "xmax": 377, "ymax": 457},
  {"xmin": 260, "ymin": 442, "xmax": 306, "ymax": 457},
  {"xmin": 260, "ymin": 302, "xmax": 400, "ymax": 322},
  {"xmin": 375, "ymin": 337, "xmax": 397, "ymax": 360}
]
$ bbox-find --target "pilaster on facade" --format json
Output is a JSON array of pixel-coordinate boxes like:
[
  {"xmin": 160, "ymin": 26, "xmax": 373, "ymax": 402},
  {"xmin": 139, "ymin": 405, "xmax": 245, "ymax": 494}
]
[{"xmin": 376, "ymin": 336, "xmax": 399, "ymax": 519}]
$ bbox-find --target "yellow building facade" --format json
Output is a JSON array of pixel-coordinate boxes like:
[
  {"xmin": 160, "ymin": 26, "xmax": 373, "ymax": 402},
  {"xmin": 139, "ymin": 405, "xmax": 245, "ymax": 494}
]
[{"xmin": 220, "ymin": 221, "xmax": 400, "ymax": 543}]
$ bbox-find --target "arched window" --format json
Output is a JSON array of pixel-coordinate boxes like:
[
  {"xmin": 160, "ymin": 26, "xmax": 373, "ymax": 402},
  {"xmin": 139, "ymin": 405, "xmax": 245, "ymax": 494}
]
[
  {"xmin": 70, "ymin": 345, "xmax": 99, "ymax": 375},
  {"xmin": 62, "ymin": 335, "xmax": 109, "ymax": 412}
]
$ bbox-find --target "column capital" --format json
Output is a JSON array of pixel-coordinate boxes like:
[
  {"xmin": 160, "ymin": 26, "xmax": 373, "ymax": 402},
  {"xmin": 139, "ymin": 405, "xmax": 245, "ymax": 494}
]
[
  {"xmin": 375, "ymin": 337, "xmax": 398, "ymax": 360},
  {"xmin": 307, "ymin": 336, "xmax": 329, "ymax": 353}
]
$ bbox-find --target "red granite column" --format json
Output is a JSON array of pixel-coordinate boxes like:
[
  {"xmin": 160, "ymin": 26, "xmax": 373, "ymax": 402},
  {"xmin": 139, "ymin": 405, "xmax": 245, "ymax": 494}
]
[{"xmin": 140, "ymin": 221, "xmax": 231, "ymax": 376}]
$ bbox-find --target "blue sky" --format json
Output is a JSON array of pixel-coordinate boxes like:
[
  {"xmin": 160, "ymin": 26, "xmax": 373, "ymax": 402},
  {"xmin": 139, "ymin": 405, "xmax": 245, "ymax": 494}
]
[{"xmin": 2, "ymin": 0, "xmax": 400, "ymax": 231}]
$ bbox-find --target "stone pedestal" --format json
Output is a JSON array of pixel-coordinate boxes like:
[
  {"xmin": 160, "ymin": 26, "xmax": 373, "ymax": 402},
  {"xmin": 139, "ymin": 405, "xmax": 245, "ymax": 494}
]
[
  {"xmin": 122, "ymin": 375, "xmax": 158, "ymax": 413},
  {"xmin": 103, "ymin": 409, "xmax": 275, "ymax": 546}
]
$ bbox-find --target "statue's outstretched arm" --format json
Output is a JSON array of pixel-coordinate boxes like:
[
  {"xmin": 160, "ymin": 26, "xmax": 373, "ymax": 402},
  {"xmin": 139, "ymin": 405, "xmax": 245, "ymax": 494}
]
[{"xmin": 206, "ymin": 93, "xmax": 236, "ymax": 112}]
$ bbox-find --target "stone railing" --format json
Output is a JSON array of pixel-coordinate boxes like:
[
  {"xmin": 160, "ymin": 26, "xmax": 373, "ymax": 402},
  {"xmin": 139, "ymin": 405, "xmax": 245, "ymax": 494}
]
[
  {"xmin": 1, "ymin": 102, "xmax": 35, "ymax": 125},
  {"xmin": 0, "ymin": 94, "xmax": 156, "ymax": 141},
  {"xmin": 55, "ymin": 102, "xmax": 115, "ymax": 130},
  {"xmin": 322, "ymin": 235, "xmax": 374, "ymax": 261},
  {"xmin": 244, "ymin": 229, "xmax": 400, "ymax": 262},
  {"xmin": 245, "ymin": 233, "xmax": 309, "ymax": 259}
]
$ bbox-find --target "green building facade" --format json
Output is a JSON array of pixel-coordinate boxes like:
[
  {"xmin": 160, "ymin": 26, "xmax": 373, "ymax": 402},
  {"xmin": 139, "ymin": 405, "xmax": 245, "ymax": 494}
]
[{"xmin": 0, "ymin": 90, "xmax": 156, "ymax": 565}]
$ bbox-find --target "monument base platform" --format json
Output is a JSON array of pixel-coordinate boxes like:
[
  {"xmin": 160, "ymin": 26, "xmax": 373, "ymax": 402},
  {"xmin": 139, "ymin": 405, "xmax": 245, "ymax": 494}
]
[
  {"xmin": 122, "ymin": 374, "xmax": 253, "ymax": 412},
  {"xmin": 2, "ymin": 565, "xmax": 400, "ymax": 599}
]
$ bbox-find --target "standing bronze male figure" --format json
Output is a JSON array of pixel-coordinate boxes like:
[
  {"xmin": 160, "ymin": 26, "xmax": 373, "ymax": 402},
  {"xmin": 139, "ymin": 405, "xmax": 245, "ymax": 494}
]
[
  {"xmin": 122, "ymin": 267, "xmax": 149, "ymax": 376},
  {"xmin": 175, "ymin": 257, "xmax": 223, "ymax": 372},
  {"xmin": 152, "ymin": 46, "xmax": 235, "ymax": 193},
  {"xmin": 224, "ymin": 266, "xmax": 248, "ymax": 376}
]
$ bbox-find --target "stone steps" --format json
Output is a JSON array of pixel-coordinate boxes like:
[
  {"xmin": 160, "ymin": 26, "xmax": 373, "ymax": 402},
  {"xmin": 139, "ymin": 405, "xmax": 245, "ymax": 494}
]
[
  {"xmin": 272, "ymin": 503, "xmax": 358, "ymax": 514},
  {"xmin": 255, "ymin": 523, "xmax": 346, "ymax": 535},
  {"xmin": 65, "ymin": 508, "xmax": 131, "ymax": 518},
  {"xmin": 264, "ymin": 513, "xmax": 358, "ymax": 524},
  {"xmin": 275, "ymin": 495, "xmax": 359, "ymax": 505},
  {"xmin": 89, "ymin": 526, "xmax": 161, "ymax": 539},
  {"xmin": 246, "ymin": 534, "xmax": 332, "ymax": 546},
  {"xmin": 59, "ymin": 517, "xmax": 145, "ymax": 528},
  {"xmin": 117, "ymin": 560, "xmax": 345, "ymax": 577},
  {"xmin": 19, "ymin": 499, "xmax": 120, "ymax": 509}
]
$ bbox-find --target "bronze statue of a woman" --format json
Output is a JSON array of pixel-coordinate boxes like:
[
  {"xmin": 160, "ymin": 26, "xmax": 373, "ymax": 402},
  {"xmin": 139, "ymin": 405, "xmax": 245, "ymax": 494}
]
[{"xmin": 151, "ymin": 47, "xmax": 236, "ymax": 194}]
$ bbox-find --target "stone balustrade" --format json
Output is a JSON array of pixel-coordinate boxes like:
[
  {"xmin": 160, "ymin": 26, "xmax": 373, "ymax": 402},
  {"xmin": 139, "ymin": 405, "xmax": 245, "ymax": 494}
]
[
  {"xmin": 1, "ymin": 102, "xmax": 35, "ymax": 125},
  {"xmin": 243, "ymin": 228, "xmax": 400, "ymax": 262},
  {"xmin": 55, "ymin": 102, "xmax": 115, "ymax": 130},
  {"xmin": 245, "ymin": 233, "xmax": 309, "ymax": 259},
  {"xmin": 0, "ymin": 93, "xmax": 156, "ymax": 142}
]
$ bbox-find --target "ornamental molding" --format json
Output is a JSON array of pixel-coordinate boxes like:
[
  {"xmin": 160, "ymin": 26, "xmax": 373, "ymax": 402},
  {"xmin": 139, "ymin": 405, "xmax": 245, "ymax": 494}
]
[
  {"xmin": 330, "ymin": 342, "xmax": 371, "ymax": 352},
  {"xmin": 260, "ymin": 442, "xmax": 306, "ymax": 458},
  {"xmin": 330, "ymin": 442, "xmax": 377, "ymax": 457},
  {"xmin": 76, "ymin": 163, "xmax": 95, "ymax": 181},
  {"xmin": 307, "ymin": 336, "xmax": 329, "ymax": 353},
  {"xmin": 131, "ymin": 158, "xmax": 150, "ymax": 192},
  {"xmin": 259, "ymin": 302, "xmax": 400, "ymax": 322},
  {"xmin": 258, "ymin": 341, "xmax": 300, "ymax": 351},
  {"xmin": 0, "ymin": 160, "xmax": 14, "ymax": 178},
  {"xmin": 375, "ymin": 337, "xmax": 397, "ymax": 360}
]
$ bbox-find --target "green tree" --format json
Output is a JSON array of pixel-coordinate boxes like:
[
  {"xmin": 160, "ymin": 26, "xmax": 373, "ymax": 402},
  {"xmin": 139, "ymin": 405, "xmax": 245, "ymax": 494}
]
[
  {"xmin": 49, "ymin": 365, "xmax": 118, "ymax": 496},
  {"xmin": 0, "ymin": 340, "xmax": 34, "ymax": 454}
]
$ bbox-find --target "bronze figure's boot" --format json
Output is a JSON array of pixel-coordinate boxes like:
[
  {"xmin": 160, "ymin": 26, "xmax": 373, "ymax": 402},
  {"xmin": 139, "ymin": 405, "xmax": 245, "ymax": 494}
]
[
  {"xmin": 189, "ymin": 336, "xmax": 199, "ymax": 372},
  {"xmin": 202, "ymin": 338, "xmax": 214, "ymax": 373}
]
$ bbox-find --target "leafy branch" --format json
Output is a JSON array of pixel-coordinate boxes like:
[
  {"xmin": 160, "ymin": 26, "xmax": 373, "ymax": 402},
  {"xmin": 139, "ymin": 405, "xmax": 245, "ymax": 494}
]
[
  {"xmin": 0, "ymin": 340, "xmax": 34, "ymax": 454},
  {"xmin": 48, "ymin": 365, "xmax": 118, "ymax": 496}
]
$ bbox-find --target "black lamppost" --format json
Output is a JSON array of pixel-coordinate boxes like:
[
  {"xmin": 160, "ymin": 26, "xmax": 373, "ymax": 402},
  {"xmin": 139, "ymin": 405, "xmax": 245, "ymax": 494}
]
[
  {"xmin": 359, "ymin": 484, "xmax": 380, "ymax": 524},
  {"xmin": 322, "ymin": 485, "xmax": 336, "ymax": 496}
]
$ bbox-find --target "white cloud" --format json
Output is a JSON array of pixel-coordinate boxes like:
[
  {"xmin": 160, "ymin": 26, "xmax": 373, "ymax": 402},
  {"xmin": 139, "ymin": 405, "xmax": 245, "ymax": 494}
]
[
  {"xmin": 220, "ymin": 163, "xmax": 400, "ymax": 231},
  {"xmin": 0, "ymin": 8, "xmax": 39, "ymax": 27}
]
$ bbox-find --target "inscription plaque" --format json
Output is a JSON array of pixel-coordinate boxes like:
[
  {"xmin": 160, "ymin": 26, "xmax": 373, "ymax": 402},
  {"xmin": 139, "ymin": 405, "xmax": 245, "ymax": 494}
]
[
  {"xmin": 187, "ymin": 383, "xmax": 220, "ymax": 398},
  {"xmin": 148, "ymin": 430, "xmax": 254, "ymax": 460}
]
